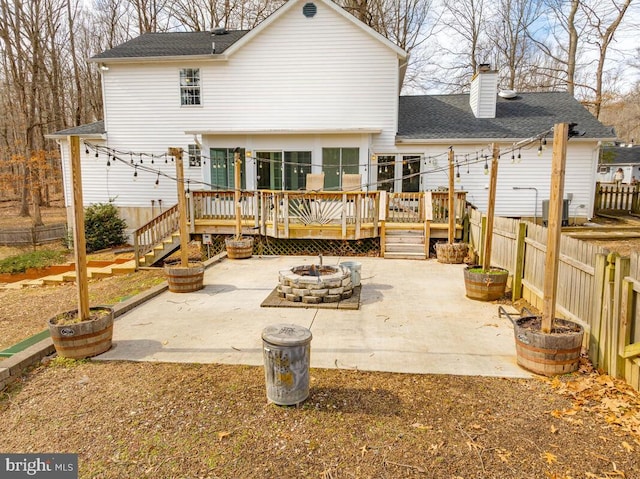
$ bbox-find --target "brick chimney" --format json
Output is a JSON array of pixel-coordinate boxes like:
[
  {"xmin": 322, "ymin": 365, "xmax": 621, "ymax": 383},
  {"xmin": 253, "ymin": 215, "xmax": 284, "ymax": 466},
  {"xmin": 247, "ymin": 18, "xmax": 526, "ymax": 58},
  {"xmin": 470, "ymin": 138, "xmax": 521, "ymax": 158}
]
[{"xmin": 469, "ymin": 64, "xmax": 498, "ymax": 119}]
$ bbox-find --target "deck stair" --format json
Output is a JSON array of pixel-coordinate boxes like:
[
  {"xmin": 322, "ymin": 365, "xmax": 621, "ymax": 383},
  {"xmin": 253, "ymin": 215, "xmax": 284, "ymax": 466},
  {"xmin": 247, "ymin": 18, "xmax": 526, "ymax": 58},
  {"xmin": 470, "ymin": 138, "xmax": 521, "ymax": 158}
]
[
  {"xmin": 383, "ymin": 228, "xmax": 426, "ymax": 260},
  {"xmin": 137, "ymin": 232, "xmax": 181, "ymax": 267}
]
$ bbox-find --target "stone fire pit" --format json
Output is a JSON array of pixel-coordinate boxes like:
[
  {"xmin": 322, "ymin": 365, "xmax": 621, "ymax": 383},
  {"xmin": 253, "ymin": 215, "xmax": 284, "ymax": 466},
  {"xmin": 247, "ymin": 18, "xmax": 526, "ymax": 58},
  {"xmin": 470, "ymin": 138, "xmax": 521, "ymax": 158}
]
[{"xmin": 277, "ymin": 264, "xmax": 353, "ymax": 304}]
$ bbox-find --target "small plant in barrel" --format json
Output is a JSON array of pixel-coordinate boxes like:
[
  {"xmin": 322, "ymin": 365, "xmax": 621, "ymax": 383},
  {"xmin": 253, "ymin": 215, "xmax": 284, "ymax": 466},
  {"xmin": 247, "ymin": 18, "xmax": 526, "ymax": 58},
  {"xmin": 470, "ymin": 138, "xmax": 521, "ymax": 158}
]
[
  {"xmin": 225, "ymin": 147, "xmax": 254, "ymax": 259},
  {"xmin": 164, "ymin": 147, "xmax": 205, "ymax": 293},
  {"xmin": 463, "ymin": 144, "xmax": 508, "ymax": 300}
]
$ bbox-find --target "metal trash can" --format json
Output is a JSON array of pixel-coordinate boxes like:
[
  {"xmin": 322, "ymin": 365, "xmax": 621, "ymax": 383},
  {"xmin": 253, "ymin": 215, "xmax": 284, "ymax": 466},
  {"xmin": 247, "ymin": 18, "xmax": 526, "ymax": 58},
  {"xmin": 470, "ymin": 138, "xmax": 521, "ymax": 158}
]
[
  {"xmin": 340, "ymin": 261, "xmax": 362, "ymax": 287},
  {"xmin": 262, "ymin": 324, "xmax": 312, "ymax": 406}
]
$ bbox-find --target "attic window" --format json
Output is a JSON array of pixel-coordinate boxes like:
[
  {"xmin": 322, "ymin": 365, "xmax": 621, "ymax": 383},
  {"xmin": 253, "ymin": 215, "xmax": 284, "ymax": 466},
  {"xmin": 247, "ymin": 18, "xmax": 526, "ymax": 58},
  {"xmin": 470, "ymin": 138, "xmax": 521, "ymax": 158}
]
[{"xmin": 303, "ymin": 2, "xmax": 317, "ymax": 17}]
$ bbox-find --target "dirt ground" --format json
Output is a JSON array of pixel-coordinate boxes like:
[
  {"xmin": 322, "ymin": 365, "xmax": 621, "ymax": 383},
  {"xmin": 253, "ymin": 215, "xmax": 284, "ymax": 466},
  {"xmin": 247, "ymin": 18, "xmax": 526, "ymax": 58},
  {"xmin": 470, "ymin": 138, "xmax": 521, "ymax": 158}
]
[
  {"xmin": 0, "ymin": 358, "xmax": 639, "ymax": 478},
  {"xmin": 1, "ymin": 205, "xmax": 640, "ymax": 478}
]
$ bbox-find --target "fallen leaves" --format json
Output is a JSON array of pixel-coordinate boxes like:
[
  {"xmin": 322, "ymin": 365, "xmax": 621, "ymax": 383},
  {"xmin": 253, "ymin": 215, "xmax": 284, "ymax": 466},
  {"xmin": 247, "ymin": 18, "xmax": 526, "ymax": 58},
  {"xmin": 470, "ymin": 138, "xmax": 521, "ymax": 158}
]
[{"xmin": 542, "ymin": 451, "xmax": 558, "ymax": 465}]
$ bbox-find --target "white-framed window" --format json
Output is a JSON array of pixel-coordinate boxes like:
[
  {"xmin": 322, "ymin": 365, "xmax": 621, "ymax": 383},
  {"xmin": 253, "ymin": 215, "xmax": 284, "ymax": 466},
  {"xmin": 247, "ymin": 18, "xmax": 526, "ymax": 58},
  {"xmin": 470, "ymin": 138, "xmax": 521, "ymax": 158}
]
[
  {"xmin": 322, "ymin": 147, "xmax": 359, "ymax": 190},
  {"xmin": 180, "ymin": 68, "xmax": 201, "ymax": 106},
  {"xmin": 188, "ymin": 144, "xmax": 201, "ymax": 167}
]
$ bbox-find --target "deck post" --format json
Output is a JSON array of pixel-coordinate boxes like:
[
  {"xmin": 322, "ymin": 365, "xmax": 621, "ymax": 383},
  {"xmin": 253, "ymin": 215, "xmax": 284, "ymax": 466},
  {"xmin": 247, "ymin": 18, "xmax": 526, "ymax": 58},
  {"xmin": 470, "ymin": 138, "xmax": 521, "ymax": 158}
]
[
  {"xmin": 448, "ymin": 148, "xmax": 455, "ymax": 244},
  {"xmin": 169, "ymin": 147, "xmax": 190, "ymax": 267}
]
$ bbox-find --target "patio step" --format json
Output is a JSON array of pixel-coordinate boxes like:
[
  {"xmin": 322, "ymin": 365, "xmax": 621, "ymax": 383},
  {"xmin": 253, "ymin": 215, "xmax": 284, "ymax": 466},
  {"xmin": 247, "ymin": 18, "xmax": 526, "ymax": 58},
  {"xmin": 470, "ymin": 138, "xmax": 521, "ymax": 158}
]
[
  {"xmin": 383, "ymin": 228, "xmax": 426, "ymax": 260},
  {"xmin": 383, "ymin": 251, "xmax": 427, "ymax": 260}
]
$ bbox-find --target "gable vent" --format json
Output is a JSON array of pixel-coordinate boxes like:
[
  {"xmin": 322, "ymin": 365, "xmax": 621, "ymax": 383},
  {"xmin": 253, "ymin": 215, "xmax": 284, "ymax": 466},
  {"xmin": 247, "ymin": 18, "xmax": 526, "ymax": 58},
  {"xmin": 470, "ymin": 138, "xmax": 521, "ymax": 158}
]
[{"xmin": 303, "ymin": 2, "xmax": 317, "ymax": 17}]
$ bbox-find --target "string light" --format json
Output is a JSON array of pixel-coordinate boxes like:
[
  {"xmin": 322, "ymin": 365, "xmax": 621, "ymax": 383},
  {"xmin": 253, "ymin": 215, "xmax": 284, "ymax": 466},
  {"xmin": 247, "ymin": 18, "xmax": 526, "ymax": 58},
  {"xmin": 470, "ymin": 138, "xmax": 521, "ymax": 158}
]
[
  {"xmin": 82, "ymin": 124, "xmax": 551, "ymax": 193},
  {"xmin": 133, "ymin": 165, "xmax": 138, "ymax": 180},
  {"xmin": 154, "ymin": 172, "xmax": 160, "ymax": 188},
  {"xmin": 85, "ymin": 145, "xmax": 89, "ymax": 155},
  {"xmin": 538, "ymin": 140, "xmax": 543, "ymax": 156},
  {"xmin": 517, "ymin": 149, "xmax": 522, "ymax": 163}
]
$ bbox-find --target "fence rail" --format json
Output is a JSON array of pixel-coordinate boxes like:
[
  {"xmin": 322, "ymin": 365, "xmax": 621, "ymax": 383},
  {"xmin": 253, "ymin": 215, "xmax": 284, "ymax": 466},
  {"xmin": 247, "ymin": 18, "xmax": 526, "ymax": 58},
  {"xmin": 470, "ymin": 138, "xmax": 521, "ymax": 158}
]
[{"xmin": 0, "ymin": 223, "xmax": 67, "ymax": 246}]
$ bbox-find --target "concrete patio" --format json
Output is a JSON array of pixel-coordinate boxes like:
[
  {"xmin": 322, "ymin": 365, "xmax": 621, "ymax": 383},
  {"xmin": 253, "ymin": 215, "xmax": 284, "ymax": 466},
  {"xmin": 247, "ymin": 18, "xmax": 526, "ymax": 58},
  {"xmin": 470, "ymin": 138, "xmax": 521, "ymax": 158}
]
[{"xmin": 96, "ymin": 255, "xmax": 531, "ymax": 378}]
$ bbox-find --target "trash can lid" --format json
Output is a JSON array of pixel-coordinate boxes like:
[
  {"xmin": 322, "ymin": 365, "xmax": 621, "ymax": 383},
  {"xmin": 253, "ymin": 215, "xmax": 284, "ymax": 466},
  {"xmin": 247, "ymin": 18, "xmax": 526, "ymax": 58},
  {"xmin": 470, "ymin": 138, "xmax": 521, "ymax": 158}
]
[{"xmin": 262, "ymin": 323, "xmax": 312, "ymax": 346}]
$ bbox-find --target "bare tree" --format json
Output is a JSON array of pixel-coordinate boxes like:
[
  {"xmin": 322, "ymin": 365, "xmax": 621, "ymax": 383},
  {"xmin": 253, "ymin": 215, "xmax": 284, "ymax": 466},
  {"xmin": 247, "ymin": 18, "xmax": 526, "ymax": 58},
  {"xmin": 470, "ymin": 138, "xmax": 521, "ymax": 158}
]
[
  {"xmin": 488, "ymin": 0, "xmax": 543, "ymax": 91},
  {"xmin": 579, "ymin": 0, "xmax": 632, "ymax": 118}
]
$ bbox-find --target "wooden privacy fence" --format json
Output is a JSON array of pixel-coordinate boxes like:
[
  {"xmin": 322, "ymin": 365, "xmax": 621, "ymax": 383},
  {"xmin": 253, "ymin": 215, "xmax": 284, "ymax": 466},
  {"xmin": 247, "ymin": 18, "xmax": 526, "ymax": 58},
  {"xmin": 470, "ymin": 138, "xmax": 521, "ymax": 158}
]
[
  {"xmin": 468, "ymin": 206, "xmax": 640, "ymax": 391},
  {"xmin": 0, "ymin": 223, "xmax": 67, "ymax": 246},
  {"xmin": 594, "ymin": 182, "xmax": 640, "ymax": 213}
]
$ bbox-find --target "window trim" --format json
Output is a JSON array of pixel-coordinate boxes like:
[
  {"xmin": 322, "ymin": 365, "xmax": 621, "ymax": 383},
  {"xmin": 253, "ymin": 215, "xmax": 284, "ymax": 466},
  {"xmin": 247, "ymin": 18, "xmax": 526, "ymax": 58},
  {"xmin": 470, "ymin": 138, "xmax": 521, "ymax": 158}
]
[
  {"xmin": 179, "ymin": 68, "xmax": 201, "ymax": 107},
  {"xmin": 188, "ymin": 144, "xmax": 201, "ymax": 167}
]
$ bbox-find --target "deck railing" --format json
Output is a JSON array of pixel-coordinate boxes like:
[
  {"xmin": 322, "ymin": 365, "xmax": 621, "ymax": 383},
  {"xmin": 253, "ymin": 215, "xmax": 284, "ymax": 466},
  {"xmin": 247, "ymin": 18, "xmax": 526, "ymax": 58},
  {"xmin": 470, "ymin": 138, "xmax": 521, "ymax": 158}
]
[
  {"xmin": 386, "ymin": 190, "xmax": 467, "ymax": 223},
  {"xmin": 134, "ymin": 189, "xmax": 467, "ymax": 258},
  {"xmin": 133, "ymin": 204, "xmax": 180, "ymax": 266}
]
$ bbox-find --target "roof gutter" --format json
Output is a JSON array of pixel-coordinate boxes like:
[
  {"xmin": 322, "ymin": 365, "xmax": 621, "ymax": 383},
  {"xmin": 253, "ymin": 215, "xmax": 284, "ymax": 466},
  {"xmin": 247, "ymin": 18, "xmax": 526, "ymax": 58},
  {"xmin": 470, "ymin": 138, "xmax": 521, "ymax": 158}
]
[{"xmin": 45, "ymin": 133, "xmax": 106, "ymax": 140}]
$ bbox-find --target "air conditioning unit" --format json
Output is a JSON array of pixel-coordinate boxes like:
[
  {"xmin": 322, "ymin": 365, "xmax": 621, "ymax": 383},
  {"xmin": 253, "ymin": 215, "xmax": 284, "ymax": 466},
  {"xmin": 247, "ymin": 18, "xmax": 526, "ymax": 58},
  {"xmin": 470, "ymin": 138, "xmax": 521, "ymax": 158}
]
[{"xmin": 542, "ymin": 199, "xmax": 569, "ymax": 226}]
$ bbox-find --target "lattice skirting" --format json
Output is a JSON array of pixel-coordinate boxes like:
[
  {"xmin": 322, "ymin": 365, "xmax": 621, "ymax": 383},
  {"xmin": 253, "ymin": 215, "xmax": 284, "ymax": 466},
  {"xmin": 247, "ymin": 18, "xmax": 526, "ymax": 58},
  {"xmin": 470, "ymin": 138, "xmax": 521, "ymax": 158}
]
[{"xmin": 200, "ymin": 235, "xmax": 380, "ymax": 259}]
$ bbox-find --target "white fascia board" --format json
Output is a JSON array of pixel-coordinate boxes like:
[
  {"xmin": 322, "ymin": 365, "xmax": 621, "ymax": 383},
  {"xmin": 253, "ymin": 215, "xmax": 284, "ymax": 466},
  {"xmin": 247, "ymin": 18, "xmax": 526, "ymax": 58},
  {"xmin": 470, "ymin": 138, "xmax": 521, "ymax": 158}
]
[
  {"xmin": 87, "ymin": 54, "xmax": 227, "ymax": 64},
  {"xmin": 223, "ymin": 0, "xmax": 407, "ymax": 60},
  {"xmin": 45, "ymin": 133, "xmax": 106, "ymax": 140},
  {"xmin": 186, "ymin": 128, "xmax": 382, "ymax": 135},
  {"xmin": 396, "ymin": 136, "xmax": 616, "ymax": 145}
]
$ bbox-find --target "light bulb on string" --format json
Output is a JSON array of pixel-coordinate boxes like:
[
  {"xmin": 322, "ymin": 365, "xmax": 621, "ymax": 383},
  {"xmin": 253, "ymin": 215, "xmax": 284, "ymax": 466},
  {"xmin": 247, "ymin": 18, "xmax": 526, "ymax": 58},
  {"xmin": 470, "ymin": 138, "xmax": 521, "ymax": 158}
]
[
  {"xmin": 85, "ymin": 145, "xmax": 89, "ymax": 155},
  {"xmin": 542, "ymin": 137, "xmax": 547, "ymax": 149},
  {"xmin": 133, "ymin": 165, "xmax": 138, "ymax": 181},
  {"xmin": 106, "ymin": 156, "xmax": 111, "ymax": 168},
  {"xmin": 95, "ymin": 150, "xmax": 99, "ymax": 158},
  {"xmin": 455, "ymin": 163, "xmax": 461, "ymax": 182},
  {"xmin": 139, "ymin": 154, "xmax": 143, "ymax": 164},
  {"xmin": 186, "ymin": 180, "xmax": 190, "ymax": 194},
  {"xmin": 483, "ymin": 155, "xmax": 489, "ymax": 175},
  {"xmin": 154, "ymin": 173, "xmax": 160, "ymax": 188},
  {"xmin": 537, "ymin": 140, "xmax": 543, "ymax": 156},
  {"xmin": 130, "ymin": 153, "xmax": 134, "ymax": 165},
  {"xmin": 151, "ymin": 156, "xmax": 154, "ymax": 164},
  {"xmin": 517, "ymin": 149, "xmax": 522, "ymax": 163}
]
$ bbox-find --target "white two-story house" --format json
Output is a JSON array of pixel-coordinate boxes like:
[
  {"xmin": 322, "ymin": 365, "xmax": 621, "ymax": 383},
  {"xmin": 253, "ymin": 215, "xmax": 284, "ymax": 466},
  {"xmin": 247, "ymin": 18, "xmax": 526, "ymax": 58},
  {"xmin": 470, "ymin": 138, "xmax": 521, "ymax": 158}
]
[{"xmin": 49, "ymin": 0, "xmax": 614, "ymax": 240}]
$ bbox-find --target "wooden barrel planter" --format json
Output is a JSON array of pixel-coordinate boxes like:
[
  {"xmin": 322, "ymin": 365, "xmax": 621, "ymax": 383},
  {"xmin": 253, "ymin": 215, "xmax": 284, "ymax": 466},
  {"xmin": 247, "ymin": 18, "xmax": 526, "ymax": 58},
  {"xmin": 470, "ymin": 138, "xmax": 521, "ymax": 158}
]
[
  {"xmin": 463, "ymin": 265, "xmax": 508, "ymax": 301},
  {"xmin": 435, "ymin": 243, "xmax": 468, "ymax": 264},
  {"xmin": 164, "ymin": 262, "xmax": 204, "ymax": 293},
  {"xmin": 513, "ymin": 316, "xmax": 584, "ymax": 376},
  {"xmin": 48, "ymin": 307, "xmax": 114, "ymax": 359},
  {"xmin": 225, "ymin": 236, "xmax": 254, "ymax": 259}
]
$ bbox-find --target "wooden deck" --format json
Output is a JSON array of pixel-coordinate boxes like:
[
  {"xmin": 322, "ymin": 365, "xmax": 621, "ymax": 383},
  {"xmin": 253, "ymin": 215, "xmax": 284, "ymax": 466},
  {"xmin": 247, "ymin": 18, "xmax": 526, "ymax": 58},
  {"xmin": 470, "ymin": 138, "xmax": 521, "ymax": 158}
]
[{"xmin": 134, "ymin": 190, "xmax": 467, "ymax": 264}]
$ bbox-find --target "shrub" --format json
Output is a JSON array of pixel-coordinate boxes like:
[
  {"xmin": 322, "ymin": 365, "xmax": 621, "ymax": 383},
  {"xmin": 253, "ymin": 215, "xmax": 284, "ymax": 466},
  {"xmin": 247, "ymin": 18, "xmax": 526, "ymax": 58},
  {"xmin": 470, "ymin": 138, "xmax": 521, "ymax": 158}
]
[
  {"xmin": 0, "ymin": 249, "xmax": 69, "ymax": 274},
  {"xmin": 84, "ymin": 203, "xmax": 127, "ymax": 252}
]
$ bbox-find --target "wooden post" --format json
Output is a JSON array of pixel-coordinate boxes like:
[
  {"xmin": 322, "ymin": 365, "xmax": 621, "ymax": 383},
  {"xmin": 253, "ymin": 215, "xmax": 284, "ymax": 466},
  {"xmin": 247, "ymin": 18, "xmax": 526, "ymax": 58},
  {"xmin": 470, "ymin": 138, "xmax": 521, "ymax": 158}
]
[
  {"xmin": 511, "ymin": 221, "xmax": 527, "ymax": 300},
  {"xmin": 69, "ymin": 136, "xmax": 90, "ymax": 321},
  {"xmin": 169, "ymin": 147, "xmax": 189, "ymax": 267},
  {"xmin": 234, "ymin": 149, "xmax": 242, "ymax": 239},
  {"xmin": 448, "ymin": 148, "xmax": 455, "ymax": 244},
  {"xmin": 541, "ymin": 123, "xmax": 569, "ymax": 333},
  {"xmin": 482, "ymin": 144, "xmax": 500, "ymax": 271}
]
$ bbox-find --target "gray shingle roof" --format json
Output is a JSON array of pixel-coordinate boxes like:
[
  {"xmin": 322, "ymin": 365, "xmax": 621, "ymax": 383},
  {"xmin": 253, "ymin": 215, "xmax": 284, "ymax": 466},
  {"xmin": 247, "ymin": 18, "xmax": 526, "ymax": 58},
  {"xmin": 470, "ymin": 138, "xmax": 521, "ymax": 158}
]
[
  {"xmin": 398, "ymin": 92, "xmax": 615, "ymax": 140},
  {"xmin": 600, "ymin": 145, "xmax": 640, "ymax": 164},
  {"xmin": 92, "ymin": 30, "xmax": 249, "ymax": 60},
  {"xmin": 47, "ymin": 120, "xmax": 105, "ymax": 137}
]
